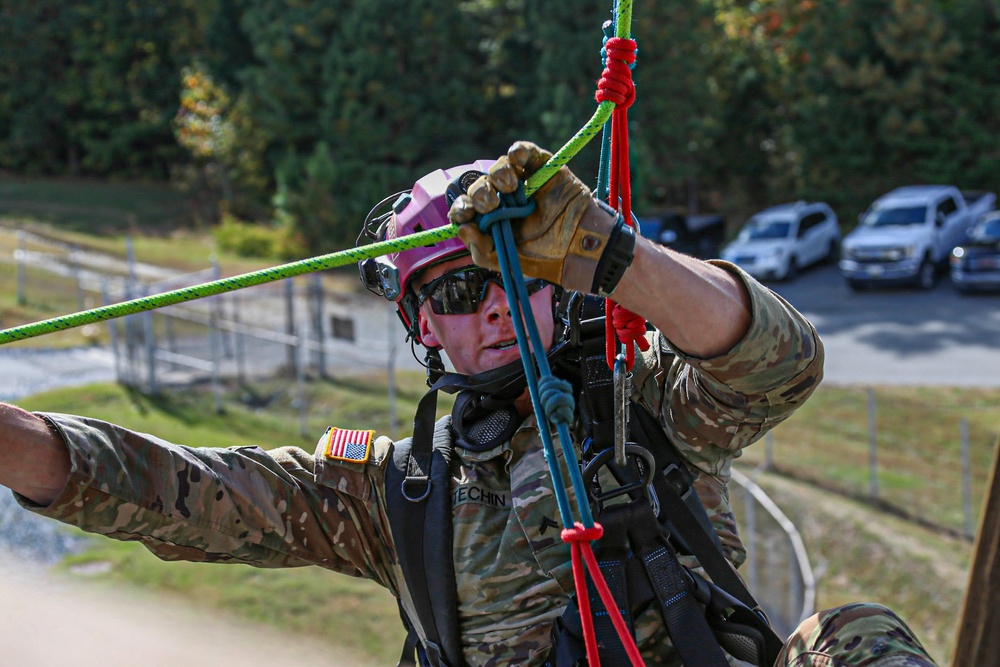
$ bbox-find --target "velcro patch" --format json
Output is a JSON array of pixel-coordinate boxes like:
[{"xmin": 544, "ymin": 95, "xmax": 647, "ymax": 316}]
[{"xmin": 321, "ymin": 427, "xmax": 374, "ymax": 464}]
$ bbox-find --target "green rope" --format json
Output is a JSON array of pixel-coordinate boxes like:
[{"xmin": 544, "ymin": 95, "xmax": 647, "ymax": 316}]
[
  {"xmin": 0, "ymin": 0, "xmax": 633, "ymax": 346},
  {"xmin": 0, "ymin": 225, "xmax": 459, "ymax": 344},
  {"xmin": 525, "ymin": 0, "xmax": 632, "ymax": 196}
]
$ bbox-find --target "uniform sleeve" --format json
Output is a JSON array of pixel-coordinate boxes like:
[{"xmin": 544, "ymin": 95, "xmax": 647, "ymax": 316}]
[
  {"xmin": 15, "ymin": 413, "xmax": 400, "ymax": 594},
  {"xmin": 632, "ymin": 261, "xmax": 824, "ymax": 476}
]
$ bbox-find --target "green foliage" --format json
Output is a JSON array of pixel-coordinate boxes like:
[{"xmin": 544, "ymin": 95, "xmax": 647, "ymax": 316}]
[
  {"xmin": 3, "ymin": 0, "xmax": 1000, "ymax": 240},
  {"xmin": 213, "ymin": 213, "xmax": 279, "ymax": 258},
  {"xmin": 0, "ymin": 0, "xmax": 204, "ymax": 177}
]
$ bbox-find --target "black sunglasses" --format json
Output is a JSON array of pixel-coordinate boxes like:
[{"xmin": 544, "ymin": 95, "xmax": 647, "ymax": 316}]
[{"xmin": 416, "ymin": 266, "xmax": 549, "ymax": 315}]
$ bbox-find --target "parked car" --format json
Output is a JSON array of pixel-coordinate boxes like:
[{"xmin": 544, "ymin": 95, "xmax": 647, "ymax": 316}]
[
  {"xmin": 840, "ymin": 185, "xmax": 997, "ymax": 290},
  {"xmin": 950, "ymin": 210, "xmax": 1000, "ymax": 293},
  {"xmin": 719, "ymin": 201, "xmax": 840, "ymax": 281},
  {"xmin": 637, "ymin": 212, "xmax": 725, "ymax": 260}
]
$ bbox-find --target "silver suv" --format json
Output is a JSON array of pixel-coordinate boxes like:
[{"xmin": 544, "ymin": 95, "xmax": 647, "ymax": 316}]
[{"xmin": 721, "ymin": 201, "xmax": 840, "ymax": 281}]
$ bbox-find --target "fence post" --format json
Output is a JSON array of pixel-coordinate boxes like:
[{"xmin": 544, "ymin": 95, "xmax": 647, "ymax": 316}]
[
  {"xmin": 312, "ymin": 274, "xmax": 326, "ymax": 379},
  {"xmin": 295, "ymin": 321, "xmax": 308, "ymax": 438},
  {"xmin": 951, "ymin": 435, "xmax": 1000, "ymax": 666},
  {"xmin": 744, "ymin": 485, "xmax": 759, "ymax": 596},
  {"xmin": 232, "ymin": 290, "xmax": 246, "ymax": 385},
  {"xmin": 16, "ymin": 230, "xmax": 26, "ymax": 305},
  {"xmin": 102, "ymin": 278, "xmax": 123, "ymax": 384},
  {"xmin": 789, "ymin": 547, "xmax": 802, "ymax": 629},
  {"xmin": 209, "ymin": 311, "xmax": 223, "ymax": 414},
  {"xmin": 285, "ymin": 278, "xmax": 296, "ymax": 371},
  {"xmin": 867, "ymin": 387, "xmax": 879, "ymax": 502},
  {"xmin": 70, "ymin": 244, "xmax": 85, "ymax": 309},
  {"xmin": 765, "ymin": 430, "xmax": 775, "ymax": 470},
  {"xmin": 211, "ymin": 256, "xmax": 232, "ymax": 358},
  {"xmin": 962, "ymin": 418, "xmax": 973, "ymax": 539},
  {"xmin": 142, "ymin": 287, "xmax": 157, "ymax": 394},
  {"xmin": 124, "ymin": 237, "xmax": 139, "ymax": 387}
]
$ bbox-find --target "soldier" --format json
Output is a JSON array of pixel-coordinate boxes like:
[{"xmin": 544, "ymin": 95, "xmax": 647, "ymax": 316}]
[{"xmin": 0, "ymin": 142, "xmax": 935, "ymax": 666}]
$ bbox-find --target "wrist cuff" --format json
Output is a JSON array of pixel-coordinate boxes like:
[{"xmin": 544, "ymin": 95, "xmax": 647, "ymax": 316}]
[{"xmin": 591, "ymin": 208, "xmax": 636, "ymax": 297}]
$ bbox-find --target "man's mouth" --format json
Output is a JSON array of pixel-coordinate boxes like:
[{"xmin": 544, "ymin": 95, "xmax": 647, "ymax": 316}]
[{"xmin": 488, "ymin": 339, "xmax": 518, "ymax": 350}]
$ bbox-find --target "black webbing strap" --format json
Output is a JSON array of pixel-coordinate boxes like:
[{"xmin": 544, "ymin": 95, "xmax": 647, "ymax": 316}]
[
  {"xmin": 626, "ymin": 501, "xmax": 731, "ymax": 667},
  {"xmin": 630, "ymin": 404, "xmax": 772, "ymax": 616},
  {"xmin": 396, "ymin": 614, "xmax": 422, "ymax": 667},
  {"xmin": 385, "ymin": 388, "xmax": 463, "ymax": 667},
  {"xmin": 585, "ymin": 504, "xmax": 634, "ymax": 667}
]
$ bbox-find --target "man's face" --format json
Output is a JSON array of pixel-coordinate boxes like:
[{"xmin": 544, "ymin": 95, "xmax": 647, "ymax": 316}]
[{"xmin": 415, "ymin": 256, "xmax": 556, "ymax": 376}]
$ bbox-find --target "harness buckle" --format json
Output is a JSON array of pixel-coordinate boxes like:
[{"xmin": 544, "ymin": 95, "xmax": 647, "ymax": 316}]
[
  {"xmin": 402, "ymin": 476, "xmax": 432, "ymax": 502},
  {"xmin": 582, "ymin": 443, "xmax": 660, "ymax": 517},
  {"xmin": 661, "ymin": 462, "xmax": 693, "ymax": 500}
]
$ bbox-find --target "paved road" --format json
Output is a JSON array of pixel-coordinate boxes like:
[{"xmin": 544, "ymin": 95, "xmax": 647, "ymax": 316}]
[{"xmin": 764, "ymin": 262, "xmax": 1000, "ymax": 387}]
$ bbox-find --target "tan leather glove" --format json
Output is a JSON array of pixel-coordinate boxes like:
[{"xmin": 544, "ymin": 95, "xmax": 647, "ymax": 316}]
[{"xmin": 447, "ymin": 141, "xmax": 636, "ymax": 296}]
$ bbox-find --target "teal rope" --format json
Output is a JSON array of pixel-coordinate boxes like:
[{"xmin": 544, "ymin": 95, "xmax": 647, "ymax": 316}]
[{"xmin": 476, "ymin": 186, "xmax": 594, "ymax": 530}]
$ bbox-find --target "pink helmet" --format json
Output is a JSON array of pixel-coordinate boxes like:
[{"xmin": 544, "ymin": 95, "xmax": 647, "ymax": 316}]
[{"xmin": 359, "ymin": 160, "xmax": 495, "ymax": 343}]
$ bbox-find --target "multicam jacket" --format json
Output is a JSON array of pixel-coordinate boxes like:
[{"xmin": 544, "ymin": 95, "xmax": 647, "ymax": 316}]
[{"xmin": 21, "ymin": 266, "xmax": 824, "ymax": 666}]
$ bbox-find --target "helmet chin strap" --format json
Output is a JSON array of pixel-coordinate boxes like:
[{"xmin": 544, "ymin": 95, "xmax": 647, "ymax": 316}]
[{"xmin": 414, "ymin": 342, "xmax": 571, "ymax": 453}]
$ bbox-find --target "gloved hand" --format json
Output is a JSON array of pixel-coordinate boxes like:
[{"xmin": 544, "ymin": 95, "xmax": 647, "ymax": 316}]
[{"xmin": 447, "ymin": 141, "xmax": 636, "ymax": 296}]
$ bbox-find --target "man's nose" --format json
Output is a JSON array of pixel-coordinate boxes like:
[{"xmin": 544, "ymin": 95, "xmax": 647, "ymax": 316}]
[{"xmin": 481, "ymin": 282, "xmax": 511, "ymax": 321}]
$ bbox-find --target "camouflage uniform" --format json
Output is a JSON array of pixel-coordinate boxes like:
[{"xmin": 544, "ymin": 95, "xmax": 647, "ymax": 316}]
[{"xmin": 17, "ymin": 265, "xmax": 935, "ymax": 666}]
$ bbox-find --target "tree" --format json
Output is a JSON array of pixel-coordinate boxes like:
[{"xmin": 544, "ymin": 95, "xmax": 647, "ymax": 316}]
[
  {"xmin": 236, "ymin": 0, "xmax": 488, "ymax": 249},
  {"xmin": 0, "ymin": 0, "xmax": 203, "ymax": 177}
]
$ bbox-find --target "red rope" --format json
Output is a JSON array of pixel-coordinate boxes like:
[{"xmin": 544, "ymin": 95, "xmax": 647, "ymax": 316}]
[
  {"xmin": 595, "ymin": 37, "xmax": 647, "ymax": 371},
  {"xmin": 562, "ymin": 523, "xmax": 644, "ymax": 667}
]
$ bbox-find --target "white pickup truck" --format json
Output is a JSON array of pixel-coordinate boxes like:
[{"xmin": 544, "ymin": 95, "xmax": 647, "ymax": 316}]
[{"xmin": 839, "ymin": 185, "xmax": 997, "ymax": 290}]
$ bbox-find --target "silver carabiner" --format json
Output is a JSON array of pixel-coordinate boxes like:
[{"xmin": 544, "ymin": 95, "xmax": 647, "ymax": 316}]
[{"xmin": 613, "ymin": 353, "xmax": 631, "ymax": 467}]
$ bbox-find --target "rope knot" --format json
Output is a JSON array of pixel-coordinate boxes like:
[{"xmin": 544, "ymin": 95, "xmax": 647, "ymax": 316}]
[
  {"xmin": 538, "ymin": 375, "xmax": 575, "ymax": 426},
  {"xmin": 476, "ymin": 184, "xmax": 537, "ymax": 233},
  {"xmin": 611, "ymin": 304, "xmax": 650, "ymax": 352},
  {"xmin": 595, "ymin": 37, "xmax": 637, "ymax": 108},
  {"xmin": 561, "ymin": 521, "xmax": 604, "ymax": 543}
]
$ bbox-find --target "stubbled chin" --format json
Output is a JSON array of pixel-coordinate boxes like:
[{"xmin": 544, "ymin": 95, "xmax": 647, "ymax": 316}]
[{"xmin": 481, "ymin": 345, "xmax": 523, "ymax": 369}]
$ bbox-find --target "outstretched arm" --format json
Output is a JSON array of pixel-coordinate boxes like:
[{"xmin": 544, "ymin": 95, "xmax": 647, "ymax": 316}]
[{"xmin": 0, "ymin": 403, "xmax": 71, "ymax": 506}]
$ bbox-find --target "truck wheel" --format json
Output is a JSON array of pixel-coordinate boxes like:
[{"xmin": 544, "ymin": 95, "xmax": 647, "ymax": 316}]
[
  {"xmin": 784, "ymin": 257, "xmax": 799, "ymax": 281},
  {"xmin": 916, "ymin": 257, "xmax": 937, "ymax": 290}
]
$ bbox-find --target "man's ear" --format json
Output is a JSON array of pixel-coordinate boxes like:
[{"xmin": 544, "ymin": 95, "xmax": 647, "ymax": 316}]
[{"xmin": 417, "ymin": 310, "xmax": 442, "ymax": 349}]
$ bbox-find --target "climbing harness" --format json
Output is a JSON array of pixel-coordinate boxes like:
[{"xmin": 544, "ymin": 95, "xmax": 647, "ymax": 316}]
[{"xmin": 385, "ymin": 294, "xmax": 784, "ymax": 667}]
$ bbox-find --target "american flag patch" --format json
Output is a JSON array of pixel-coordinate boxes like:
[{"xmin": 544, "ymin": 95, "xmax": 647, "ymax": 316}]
[{"xmin": 322, "ymin": 427, "xmax": 374, "ymax": 464}]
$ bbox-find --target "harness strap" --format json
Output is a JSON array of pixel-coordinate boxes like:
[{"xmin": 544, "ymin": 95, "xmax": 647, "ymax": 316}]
[
  {"xmin": 385, "ymin": 405, "xmax": 462, "ymax": 667},
  {"xmin": 625, "ymin": 502, "xmax": 731, "ymax": 667},
  {"xmin": 630, "ymin": 404, "xmax": 767, "ymax": 613},
  {"xmin": 587, "ymin": 504, "xmax": 635, "ymax": 666}
]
